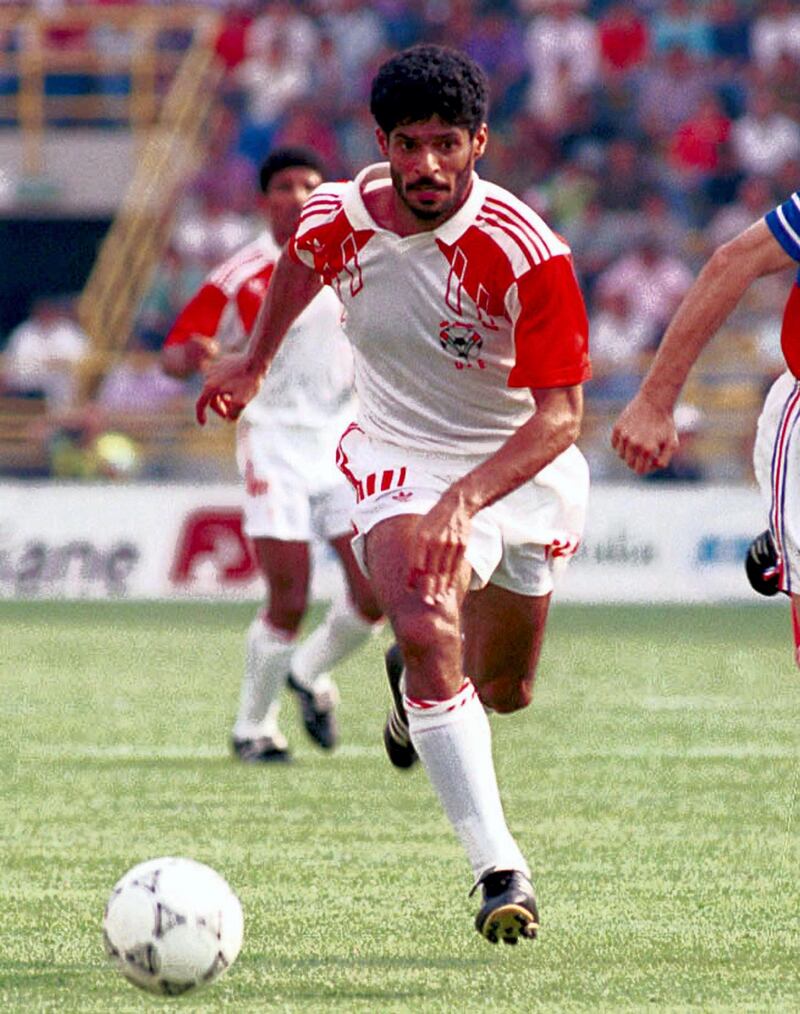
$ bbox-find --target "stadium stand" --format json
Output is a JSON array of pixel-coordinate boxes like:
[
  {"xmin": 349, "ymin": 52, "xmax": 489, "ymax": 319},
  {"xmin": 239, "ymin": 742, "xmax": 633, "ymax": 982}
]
[{"xmin": 0, "ymin": 0, "xmax": 797, "ymax": 482}]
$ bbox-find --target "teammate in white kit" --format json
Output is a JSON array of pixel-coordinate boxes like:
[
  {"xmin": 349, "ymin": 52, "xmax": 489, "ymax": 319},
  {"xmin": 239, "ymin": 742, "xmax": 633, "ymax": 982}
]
[
  {"xmin": 162, "ymin": 148, "xmax": 383, "ymax": 763},
  {"xmin": 612, "ymin": 192, "xmax": 800, "ymax": 660},
  {"xmin": 196, "ymin": 47, "xmax": 591, "ymax": 943}
]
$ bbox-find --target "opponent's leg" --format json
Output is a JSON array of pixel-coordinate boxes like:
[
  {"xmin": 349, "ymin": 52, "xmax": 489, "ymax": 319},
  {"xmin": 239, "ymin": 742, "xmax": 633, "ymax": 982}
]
[
  {"xmin": 745, "ymin": 530, "xmax": 781, "ymax": 597},
  {"xmin": 288, "ymin": 533, "xmax": 384, "ymax": 749},
  {"xmin": 365, "ymin": 516, "xmax": 537, "ymax": 942},
  {"xmin": 232, "ymin": 538, "xmax": 310, "ymax": 762}
]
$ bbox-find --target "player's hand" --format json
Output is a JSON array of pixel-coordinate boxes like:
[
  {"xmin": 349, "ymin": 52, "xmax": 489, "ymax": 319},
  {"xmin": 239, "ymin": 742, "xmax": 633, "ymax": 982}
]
[
  {"xmin": 195, "ymin": 352, "xmax": 263, "ymax": 425},
  {"xmin": 161, "ymin": 336, "xmax": 218, "ymax": 379},
  {"xmin": 611, "ymin": 394, "xmax": 679, "ymax": 474},
  {"xmin": 408, "ymin": 495, "xmax": 472, "ymax": 604},
  {"xmin": 185, "ymin": 335, "xmax": 219, "ymax": 373}
]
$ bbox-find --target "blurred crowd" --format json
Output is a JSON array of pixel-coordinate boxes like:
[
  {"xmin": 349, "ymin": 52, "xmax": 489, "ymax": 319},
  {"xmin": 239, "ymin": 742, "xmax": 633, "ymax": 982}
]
[{"xmin": 2, "ymin": 0, "xmax": 800, "ymax": 482}]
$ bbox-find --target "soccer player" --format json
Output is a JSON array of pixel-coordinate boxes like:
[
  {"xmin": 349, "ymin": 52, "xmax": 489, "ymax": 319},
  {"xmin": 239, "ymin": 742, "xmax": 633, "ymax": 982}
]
[
  {"xmin": 196, "ymin": 46, "xmax": 591, "ymax": 943},
  {"xmin": 611, "ymin": 192, "xmax": 800, "ymax": 658},
  {"xmin": 162, "ymin": 148, "xmax": 384, "ymax": 763}
]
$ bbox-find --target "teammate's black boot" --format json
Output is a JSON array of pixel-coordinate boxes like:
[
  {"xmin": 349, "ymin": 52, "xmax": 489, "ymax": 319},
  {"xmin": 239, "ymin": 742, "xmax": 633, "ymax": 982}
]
[
  {"xmin": 473, "ymin": 869, "xmax": 540, "ymax": 945},
  {"xmin": 231, "ymin": 735, "xmax": 291, "ymax": 763},
  {"xmin": 382, "ymin": 643, "xmax": 418, "ymax": 769},
  {"xmin": 745, "ymin": 529, "xmax": 781, "ymax": 596},
  {"xmin": 287, "ymin": 673, "xmax": 339, "ymax": 750}
]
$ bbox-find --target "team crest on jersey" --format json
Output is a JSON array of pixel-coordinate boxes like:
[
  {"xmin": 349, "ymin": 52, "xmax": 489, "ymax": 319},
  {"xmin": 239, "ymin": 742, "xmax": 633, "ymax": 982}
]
[
  {"xmin": 439, "ymin": 321, "xmax": 483, "ymax": 362},
  {"xmin": 246, "ymin": 278, "xmax": 267, "ymax": 297}
]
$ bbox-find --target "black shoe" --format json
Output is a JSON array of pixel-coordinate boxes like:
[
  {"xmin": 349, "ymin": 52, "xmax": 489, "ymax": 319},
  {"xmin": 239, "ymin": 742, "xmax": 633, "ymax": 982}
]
[
  {"xmin": 231, "ymin": 735, "xmax": 291, "ymax": 763},
  {"xmin": 287, "ymin": 673, "xmax": 339, "ymax": 750},
  {"xmin": 473, "ymin": 869, "xmax": 539, "ymax": 945},
  {"xmin": 383, "ymin": 643, "xmax": 418, "ymax": 769},
  {"xmin": 745, "ymin": 529, "xmax": 781, "ymax": 597}
]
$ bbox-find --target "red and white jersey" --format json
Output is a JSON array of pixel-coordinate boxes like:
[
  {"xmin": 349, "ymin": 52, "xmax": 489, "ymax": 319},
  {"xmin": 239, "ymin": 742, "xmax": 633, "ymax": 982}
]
[
  {"xmin": 288, "ymin": 163, "xmax": 591, "ymax": 455},
  {"xmin": 165, "ymin": 230, "xmax": 354, "ymax": 430}
]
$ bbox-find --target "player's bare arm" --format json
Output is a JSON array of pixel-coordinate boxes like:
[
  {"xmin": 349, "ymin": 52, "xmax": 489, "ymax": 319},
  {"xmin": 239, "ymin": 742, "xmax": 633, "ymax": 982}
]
[
  {"xmin": 612, "ymin": 219, "xmax": 795, "ymax": 474},
  {"xmin": 196, "ymin": 253, "xmax": 321, "ymax": 424},
  {"xmin": 410, "ymin": 384, "xmax": 583, "ymax": 600}
]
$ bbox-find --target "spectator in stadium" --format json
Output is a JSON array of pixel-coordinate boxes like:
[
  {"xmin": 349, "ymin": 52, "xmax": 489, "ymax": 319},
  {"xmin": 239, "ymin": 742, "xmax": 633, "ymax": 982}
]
[
  {"xmin": 460, "ymin": 7, "xmax": 528, "ymax": 126},
  {"xmin": 242, "ymin": 0, "xmax": 319, "ymax": 82},
  {"xmin": 611, "ymin": 192, "xmax": 800, "ymax": 661},
  {"xmin": 750, "ymin": 0, "xmax": 800, "ymax": 76},
  {"xmin": 318, "ymin": 0, "xmax": 387, "ymax": 104},
  {"xmin": 40, "ymin": 402, "xmax": 143, "ymax": 482},
  {"xmin": 196, "ymin": 44, "xmax": 591, "ymax": 946},
  {"xmin": 634, "ymin": 45, "xmax": 712, "ymax": 144},
  {"xmin": 595, "ymin": 137, "xmax": 652, "ymax": 216},
  {"xmin": 162, "ymin": 147, "xmax": 384, "ymax": 764},
  {"xmin": 707, "ymin": 0, "xmax": 751, "ymax": 66},
  {"xmin": 594, "ymin": 232, "xmax": 695, "ymax": 342},
  {"xmin": 706, "ymin": 175, "xmax": 774, "ymax": 250},
  {"xmin": 766, "ymin": 52, "xmax": 800, "ymax": 124},
  {"xmin": 558, "ymin": 194, "xmax": 630, "ymax": 296},
  {"xmin": 663, "ymin": 91, "xmax": 732, "ymax": 222},
  {"xmin": 523, "ymin": 0, "xmax": 599, "ymax": 127},
  {"xmin": 234, "ymin": 30, "xmax": 312, "ymax": 166},
  {"xmin": 96, "ymin": 339, "xmax": 187, "ymax": 415},
  {"xmin": 596, "ymin": 1, "xmax": 649, "ymax": 79},
  {"xmin": 730, "ymin": 86, "xmax": 800, "ymax": 179},
  {"xmin": 1, "ymin": 297, "xmax": 88, "ymax": 410},
  {"xmin": 650, "ymin": 0, "xmax": 712, "ymax": 59},
  {"xmin": 586, "ymin": 287, "xmax": 656, "ymax": 403},
  {"xmin": 171, "ymin": 185, "xmax": 254, "ymax": 272}
]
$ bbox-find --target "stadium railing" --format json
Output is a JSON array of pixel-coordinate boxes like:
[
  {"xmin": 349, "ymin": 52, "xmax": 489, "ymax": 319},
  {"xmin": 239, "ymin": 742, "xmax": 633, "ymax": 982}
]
[
  {"xmin": 0, "ymin": 4, "xmax": 233, "ymax": 480},
  {"xmin": 0, "ymin": 4, "xmax": 221, "ymax": 173}
]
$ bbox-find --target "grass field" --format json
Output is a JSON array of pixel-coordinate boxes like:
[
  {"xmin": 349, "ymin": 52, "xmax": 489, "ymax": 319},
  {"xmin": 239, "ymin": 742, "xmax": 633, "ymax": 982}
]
[{"xmin": 2, "ymin": 599, "xmax": 800, "ymax": 1013}]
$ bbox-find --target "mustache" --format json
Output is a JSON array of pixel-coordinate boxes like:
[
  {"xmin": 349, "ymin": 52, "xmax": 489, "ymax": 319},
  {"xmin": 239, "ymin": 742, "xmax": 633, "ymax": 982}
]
[{"xmin": 406, "ymin": 179, "xmax": 449, "ymax": 192}]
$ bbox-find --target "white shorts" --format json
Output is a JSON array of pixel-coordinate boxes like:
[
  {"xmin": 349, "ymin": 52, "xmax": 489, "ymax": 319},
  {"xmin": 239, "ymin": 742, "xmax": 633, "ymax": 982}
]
[
  {"xmin": 753, "ymin": 369, "xmax": 800, "ymax": 593},
  {"xmin": 336, "ymin": 424, "xmax": 589, "ymax": 596},
  {"xmin": 236, "ymin": 419, "xmax": 356, "ymax": 542}
]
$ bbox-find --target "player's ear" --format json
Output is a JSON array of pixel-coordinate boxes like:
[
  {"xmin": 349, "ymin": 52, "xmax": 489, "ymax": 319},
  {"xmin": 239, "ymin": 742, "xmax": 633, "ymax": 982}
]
[
  {"xmin": 472, "ymin": 123, "xmax": 488, "ymax": 160},
  {"xmin": 376, "ymin": 128, "xmax": 389, "ymax": 157}
]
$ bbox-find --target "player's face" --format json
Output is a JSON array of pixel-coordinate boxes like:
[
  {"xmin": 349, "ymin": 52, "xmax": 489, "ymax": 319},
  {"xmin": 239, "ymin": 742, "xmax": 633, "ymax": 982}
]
[
  {"xmin": 378, "ymin": 116, "xmax": 488, "ymax": 227},
  {"xmin": 262, "ymin": 166, "xmax": 323, "ymax": 246}
]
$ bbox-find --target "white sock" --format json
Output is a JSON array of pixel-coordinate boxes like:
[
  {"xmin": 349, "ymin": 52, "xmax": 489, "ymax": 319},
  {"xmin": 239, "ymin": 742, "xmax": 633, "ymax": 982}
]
[
  {"xmin": 290, "ymin": 597, "xmax": 381, "ymax": 691},
  {"xmin": 232, "ymin": 615, "xmax": 296, "ymax": 742},
  {"xmin": 406, "ymin": 679, "xmax": 530, "ymax": 881}
]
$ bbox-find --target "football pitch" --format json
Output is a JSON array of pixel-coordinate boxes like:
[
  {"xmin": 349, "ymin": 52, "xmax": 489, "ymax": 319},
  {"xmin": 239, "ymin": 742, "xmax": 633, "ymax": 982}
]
[{"xmin": 2, "ymin": 599, "xmax": 799, "ymax": 1012}]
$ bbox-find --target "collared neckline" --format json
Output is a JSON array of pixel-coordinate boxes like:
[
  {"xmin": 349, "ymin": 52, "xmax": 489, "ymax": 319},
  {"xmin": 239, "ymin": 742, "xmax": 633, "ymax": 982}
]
[{"xmin": 344, "ymin": 162, "xmax": 485, "ymax": 244}]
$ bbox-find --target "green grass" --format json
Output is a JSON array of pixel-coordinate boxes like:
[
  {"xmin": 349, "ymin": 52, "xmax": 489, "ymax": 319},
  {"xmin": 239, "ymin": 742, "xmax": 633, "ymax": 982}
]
[{"xmin": 2, "ymin": 600, "xmax": 799, "ymax": 1012}]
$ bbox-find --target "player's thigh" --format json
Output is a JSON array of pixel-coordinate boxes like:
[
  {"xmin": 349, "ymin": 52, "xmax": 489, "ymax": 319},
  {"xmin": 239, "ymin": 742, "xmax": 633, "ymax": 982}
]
[
  {"xmin": 253, "ymin": 537, "xmax": 311, "ymax": 621},
  {"xmin": 329, "ymin": 532, "xmax": 383, "ymax": 622},
  {"xmin": 462, "ymin": 583, "xmax": 551, "ymax": 712}
]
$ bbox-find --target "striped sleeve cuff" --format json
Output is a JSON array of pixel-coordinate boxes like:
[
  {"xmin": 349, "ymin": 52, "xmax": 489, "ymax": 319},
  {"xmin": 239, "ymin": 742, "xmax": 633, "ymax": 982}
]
[{"xmin": 766, "ymin": 192, "xmax": 800, "ymax": 262}]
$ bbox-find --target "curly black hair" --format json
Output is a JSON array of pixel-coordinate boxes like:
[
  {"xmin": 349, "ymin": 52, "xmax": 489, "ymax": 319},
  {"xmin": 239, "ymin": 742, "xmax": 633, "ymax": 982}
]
[
  {"xmin": 259, "ymin": 148, "xmax": 327, "ymax": 194},
  {"xmin": 370, "ymin": 45, "xmax": 489, "ymax": 137}
]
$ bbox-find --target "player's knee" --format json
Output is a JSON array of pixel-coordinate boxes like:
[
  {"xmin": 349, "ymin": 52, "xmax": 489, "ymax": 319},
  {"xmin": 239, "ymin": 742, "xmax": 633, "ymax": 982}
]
[
  {"xmin": 392, "ymin": 601, "xmax": 455, "ymax": 667},
  {"xmin": 351, "ymin": 592, "xmax": 384, "ymax": 624},
  {"xmin": 479, "ymin": 675, "xmax": 534, "ymax": 714},
  {"xmin": 266, "ymin": 591, "xmax": 307, "ymax": 633},
  {"xmin": 269, "ymin": 575, "xmax": 308, "ymax": 618}
]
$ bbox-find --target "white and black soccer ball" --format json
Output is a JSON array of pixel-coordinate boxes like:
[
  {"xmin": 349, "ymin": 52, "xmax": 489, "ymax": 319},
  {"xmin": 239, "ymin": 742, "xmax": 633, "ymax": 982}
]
[{"xmin": 103, "ymin": 856, "xmax": 244, "ymax": 996}]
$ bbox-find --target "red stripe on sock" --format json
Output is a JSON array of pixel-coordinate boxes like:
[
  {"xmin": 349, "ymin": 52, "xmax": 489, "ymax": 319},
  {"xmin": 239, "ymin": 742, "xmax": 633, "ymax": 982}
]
[{"xmin": 405, "ymin": 678, "xmax": 475, "ymax": 711}]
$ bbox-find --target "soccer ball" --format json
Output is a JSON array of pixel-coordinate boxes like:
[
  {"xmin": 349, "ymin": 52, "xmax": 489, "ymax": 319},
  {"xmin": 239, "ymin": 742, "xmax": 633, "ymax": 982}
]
[{"xmin": 103, "ymin": 857, "xmax": 244, "ymax": 996}]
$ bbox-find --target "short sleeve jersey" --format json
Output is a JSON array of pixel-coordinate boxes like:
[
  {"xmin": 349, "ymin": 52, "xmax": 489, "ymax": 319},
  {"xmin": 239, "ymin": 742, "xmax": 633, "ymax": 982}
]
[
  {"xmin": 288, "ymin": 163, "xmax": 590, "ymax": 455},
  {"xmin": 165, "ymin": 231, "xmax": 354, "ymax": 430},
  {"xmin": 765, "ymin": 192, "xmax": 800, "ymax": 379}
]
